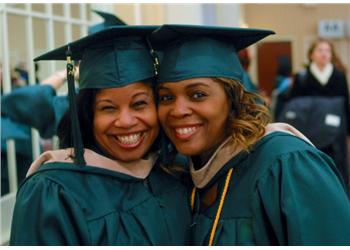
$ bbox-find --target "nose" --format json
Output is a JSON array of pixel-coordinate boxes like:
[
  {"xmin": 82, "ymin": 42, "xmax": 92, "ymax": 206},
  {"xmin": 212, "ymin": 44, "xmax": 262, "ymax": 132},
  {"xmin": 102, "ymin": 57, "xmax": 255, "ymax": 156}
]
[
  {"xmin": 114, "ymin": 109, "xmax": 138, "ymax": 128},
  {"xmin": 169, "ymin": 97, "xmax": 192, "ymax": 118}
]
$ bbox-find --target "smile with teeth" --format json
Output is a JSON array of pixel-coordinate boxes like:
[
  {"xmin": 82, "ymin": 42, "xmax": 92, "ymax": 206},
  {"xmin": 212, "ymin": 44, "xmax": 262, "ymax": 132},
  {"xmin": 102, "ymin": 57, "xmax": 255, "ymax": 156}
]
[
  {"xmin": 116, "ymin": 133, "xmax": 143, "ymax": 145},
  {"xmin": 175, "ymin": 126, "xmax": 197, "ymax": 138}
]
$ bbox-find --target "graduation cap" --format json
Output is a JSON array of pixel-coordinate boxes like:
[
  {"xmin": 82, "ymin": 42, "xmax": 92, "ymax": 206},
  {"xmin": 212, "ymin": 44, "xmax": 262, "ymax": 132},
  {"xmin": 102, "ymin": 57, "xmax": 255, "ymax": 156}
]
[
  {"xmin": 34, "ymin": 25, "xmax": 159, "ymax": 166},
  {"xmin": 88, "ymin": 10, "xmax": 127, "ymax": 34},
  {"xmin": 150, "ymin": 24, "xmax": 275, "ymax": 83},
  {"xmin": 35, "ymin": 26, "xmax": 158, "ymax": 89}
]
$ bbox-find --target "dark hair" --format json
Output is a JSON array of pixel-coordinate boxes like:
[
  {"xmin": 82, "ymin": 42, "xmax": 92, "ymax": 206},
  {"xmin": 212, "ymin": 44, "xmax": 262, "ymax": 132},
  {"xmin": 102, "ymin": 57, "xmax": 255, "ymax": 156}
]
[{"xmin": 57, "ymin": 88, "xmax": 97, "ymax": 149}]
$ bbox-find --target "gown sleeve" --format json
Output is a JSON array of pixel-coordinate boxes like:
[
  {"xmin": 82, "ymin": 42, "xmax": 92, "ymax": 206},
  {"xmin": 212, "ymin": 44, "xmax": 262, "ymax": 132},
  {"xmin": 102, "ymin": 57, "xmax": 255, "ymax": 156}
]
[
  {"xmin": 10, "ymin": 174, "xmax": 90, "ymax": 245},
  {"xmin": 255, "ymin": 149, "xmax": 350, "ymax": 245},
  {"xmin": 1, "ymin": 85, "xmax": 68, "ymax": 138}
]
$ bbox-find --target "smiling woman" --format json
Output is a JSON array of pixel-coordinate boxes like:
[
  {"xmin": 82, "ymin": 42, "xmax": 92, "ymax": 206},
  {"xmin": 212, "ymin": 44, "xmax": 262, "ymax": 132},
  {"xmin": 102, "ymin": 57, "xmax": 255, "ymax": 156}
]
[
  {"xmin": 158, "ymin": 78, "xmax": 230, "ymax": 158},
  {"xmin": 151, "ymin": 24, "xmax": 350, "ymax": 246},
  {"xmin": 9, "ymin": 26, "xmax": 191, "ymax": 246},
  {"xmin": 93, "ymin": 82, "xmax": 159, "ymax": 161}
]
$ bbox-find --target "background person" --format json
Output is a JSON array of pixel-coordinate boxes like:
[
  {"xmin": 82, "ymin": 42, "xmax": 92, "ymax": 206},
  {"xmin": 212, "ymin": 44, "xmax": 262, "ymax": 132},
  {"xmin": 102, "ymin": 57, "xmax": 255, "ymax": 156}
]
[{"xmin": 280, "ymin": 38, "xmax": 350, "ymax": 191}]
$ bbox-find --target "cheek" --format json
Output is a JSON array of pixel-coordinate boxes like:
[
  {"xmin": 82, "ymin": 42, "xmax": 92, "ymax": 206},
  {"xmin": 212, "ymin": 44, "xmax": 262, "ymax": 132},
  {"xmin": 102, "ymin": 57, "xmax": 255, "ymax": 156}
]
[
  {"xmin": 214, "ymin": 98, "xmax": 230, "ymax": 120},
  {"xmin": 149, "ymin": 113, "xmax": 160, "ymax": 132},
  {"xmin": 92, "ymin": 114, "xmax": 109, "ymax": 141},
  {"xmin": 92, "ymin": 117, "xmax": 102, "ymax": 142},
  {"xmin": 143, "ymin": 109, "xmax": 160, "ymax": 134},
  {"xmin": 208, "ymin": 99, "xmax": 230, "ymax": 134},
  {"xmin": 157, "ymin": 106, "xmax": 168, "ymax": 126}
]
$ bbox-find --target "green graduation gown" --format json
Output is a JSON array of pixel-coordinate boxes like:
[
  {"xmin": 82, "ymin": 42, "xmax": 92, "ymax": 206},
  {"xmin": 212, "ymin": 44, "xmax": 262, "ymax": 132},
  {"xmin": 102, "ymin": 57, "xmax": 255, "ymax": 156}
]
[
  {"xmin": 1, "ymin": 116, "xmax": 33, "ymax": 195},
  {"xmin": 1, "ymin": 85, "xmax": 68, "ymax": 138},
  {"xmin": 10, "ymin": 161, "xmax": 191, "ymax": 245},
  {"xmin": 191, "ymin": 132, "xmax": 350, "ymax": 245}
]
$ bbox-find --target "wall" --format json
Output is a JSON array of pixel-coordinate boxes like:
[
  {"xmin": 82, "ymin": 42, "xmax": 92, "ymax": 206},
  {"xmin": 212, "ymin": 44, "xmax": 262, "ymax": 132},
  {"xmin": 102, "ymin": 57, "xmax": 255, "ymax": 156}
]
[
  {"xmin": 113, "ymin": 3, "xmax": 204, "ymax": 25},
  {"xmin": 243, "ymin": 3, "xmax": 350, "ymax": 82}
]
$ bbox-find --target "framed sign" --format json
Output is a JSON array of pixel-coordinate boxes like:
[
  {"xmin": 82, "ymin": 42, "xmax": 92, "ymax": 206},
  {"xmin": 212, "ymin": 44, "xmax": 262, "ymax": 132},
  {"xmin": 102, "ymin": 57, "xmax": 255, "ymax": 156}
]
[{"xmin": 318, "ymin": 20, "xmax": 345, "ymax": 38}]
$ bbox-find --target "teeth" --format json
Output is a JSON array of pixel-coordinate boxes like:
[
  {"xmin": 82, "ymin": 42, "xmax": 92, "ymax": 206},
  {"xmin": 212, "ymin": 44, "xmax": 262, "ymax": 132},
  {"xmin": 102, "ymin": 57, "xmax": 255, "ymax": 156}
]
[
  {"xmin": 117, "ymin": 133, "xmax": 141, "ymax": 145},
  {"xmin": 175, "ymin": 127, "xmax": 197, "ymax": 135}
]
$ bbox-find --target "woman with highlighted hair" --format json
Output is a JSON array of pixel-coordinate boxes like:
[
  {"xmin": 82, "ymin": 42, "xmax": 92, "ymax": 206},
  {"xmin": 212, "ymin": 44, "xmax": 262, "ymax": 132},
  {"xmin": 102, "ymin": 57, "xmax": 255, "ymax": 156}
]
[{"xmin": 150, "ymin": 25, "xmax": 350, "ymax": 246}]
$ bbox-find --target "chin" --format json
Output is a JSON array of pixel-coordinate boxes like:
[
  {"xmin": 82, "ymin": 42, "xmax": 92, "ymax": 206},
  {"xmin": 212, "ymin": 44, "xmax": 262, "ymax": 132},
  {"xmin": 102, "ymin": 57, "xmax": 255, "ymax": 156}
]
[
  {"xmin": 113, "ymin": 150, "xmax": 146, "ymax": 162},
  {"xmin": 118, "ymin": 155, "xmax": 143, "ymax": 162},
  {"xmin": 174, "ymin": 144, "xmax": 202, "ymax": 157}
]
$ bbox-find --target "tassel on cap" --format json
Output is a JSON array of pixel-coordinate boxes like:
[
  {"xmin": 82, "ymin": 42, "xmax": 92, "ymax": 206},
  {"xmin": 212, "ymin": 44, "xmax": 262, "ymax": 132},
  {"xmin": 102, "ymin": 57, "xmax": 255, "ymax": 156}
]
[{"xmin": 66, "ymin": 45, "xmax": 86, "ymax": 166}]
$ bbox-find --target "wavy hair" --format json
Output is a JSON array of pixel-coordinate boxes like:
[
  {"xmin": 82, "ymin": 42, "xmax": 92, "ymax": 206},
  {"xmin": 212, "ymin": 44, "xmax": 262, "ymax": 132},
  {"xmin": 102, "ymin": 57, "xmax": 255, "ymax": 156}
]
[{"xmin": 213, "ymin": 77, "xmax": 271, "ymax": 151}]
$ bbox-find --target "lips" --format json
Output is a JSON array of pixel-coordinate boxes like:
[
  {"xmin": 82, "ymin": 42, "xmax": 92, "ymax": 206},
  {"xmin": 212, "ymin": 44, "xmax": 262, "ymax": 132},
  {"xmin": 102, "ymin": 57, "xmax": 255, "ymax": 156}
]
[
  {"xmin": 174, "ymin": 126, "xmax": 199, "ymax": 139},
  {"xmin": 114, "ymin": 132, "xmax": 145, "ymax": 148}
]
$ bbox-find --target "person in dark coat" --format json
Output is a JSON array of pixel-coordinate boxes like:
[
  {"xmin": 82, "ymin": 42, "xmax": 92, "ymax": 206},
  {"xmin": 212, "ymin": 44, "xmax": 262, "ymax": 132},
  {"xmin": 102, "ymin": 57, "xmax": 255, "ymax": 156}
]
[
  {"xmin": 10, "ymin": 26, "xmax": 191, "ymax": 246},
  {"xmin": 150, "ymin": 25, "xmax": 350, "ymax": 246},
  {"xmin": 285, "ymin": 38, "xmax": 350, "ymax": 191}
]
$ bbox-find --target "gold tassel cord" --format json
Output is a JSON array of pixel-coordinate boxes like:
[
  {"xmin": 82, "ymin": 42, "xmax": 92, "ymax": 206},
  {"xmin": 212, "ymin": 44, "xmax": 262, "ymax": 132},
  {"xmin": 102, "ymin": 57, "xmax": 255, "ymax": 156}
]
[
  {"xmin": 209, "ymin": 168, "xmax": 233, "ymax": 246},
  {"xmin": 190, "ymin": 168, "xmax": 234, "ymax": 246},
  {"xmin": 191, "ymin": 186, "xmax": 196, "ymax": 211}
]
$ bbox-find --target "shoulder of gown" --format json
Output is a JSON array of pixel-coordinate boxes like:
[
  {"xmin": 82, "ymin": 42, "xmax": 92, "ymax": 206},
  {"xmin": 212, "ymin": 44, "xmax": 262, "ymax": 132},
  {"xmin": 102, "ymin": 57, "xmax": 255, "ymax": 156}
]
[
  {"xmin": 249, "ymin": 132, "xmax": 350, "ymax": 245},
  {"xmin": 10, "ymin": 161, "xmax": 192, "ymax": 245},
  {"xmin": 10, "ymin": 168, "xmax": 91, "ymax": 245}
]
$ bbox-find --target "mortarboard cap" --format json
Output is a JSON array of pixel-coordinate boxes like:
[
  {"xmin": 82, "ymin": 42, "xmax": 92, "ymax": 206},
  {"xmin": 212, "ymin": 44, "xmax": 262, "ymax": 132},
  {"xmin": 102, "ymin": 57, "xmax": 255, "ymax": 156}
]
[
  {"xmin": 150, "ymin": 24, "xmax": 275, "ymax": 83},
  {"xmin": 88, "ymin": 10, "xmax": 127, "ymax": 34},
  {"xmin": 35, "ymin": 26, "xmax": 159, "ymax": 90}
]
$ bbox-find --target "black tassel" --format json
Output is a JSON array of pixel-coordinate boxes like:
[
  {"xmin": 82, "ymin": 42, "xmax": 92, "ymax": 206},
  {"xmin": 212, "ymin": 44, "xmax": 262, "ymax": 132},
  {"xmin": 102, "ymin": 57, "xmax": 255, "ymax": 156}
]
[{"xmin": 66, "ymin": 45, "xmax": 86, "ymax": 166}]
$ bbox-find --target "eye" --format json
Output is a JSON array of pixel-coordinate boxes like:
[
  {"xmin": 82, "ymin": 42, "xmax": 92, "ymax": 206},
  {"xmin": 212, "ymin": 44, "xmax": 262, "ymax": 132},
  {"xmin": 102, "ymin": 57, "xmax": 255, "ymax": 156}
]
[
  {"xmin": 158, "ymin": 94, "xmax": 174, "ymax": 103},
  {"xmin": 190, "ymin": 91, "xmax": 207, "ymax": 100},
  {"xmin": 100, "ymin": 105, "xmax": 116, "ymax": 112},
  {"xmin": 132, "ymin": 100, "xmax": 148, "ymax": 109}
]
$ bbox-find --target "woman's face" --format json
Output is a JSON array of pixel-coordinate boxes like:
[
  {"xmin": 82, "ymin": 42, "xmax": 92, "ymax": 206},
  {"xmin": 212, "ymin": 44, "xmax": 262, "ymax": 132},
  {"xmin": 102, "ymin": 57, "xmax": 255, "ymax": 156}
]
[
  {"xmin": 93, "ymin": 82, "xmax": 159, "ymax": 162},
  {"xmin": 157, "ymin": 77, "xmax": 230, "ymax": 156},
  {"xmin": 311, "ymin": 41, "xmax": 332, "ymax": 67}
]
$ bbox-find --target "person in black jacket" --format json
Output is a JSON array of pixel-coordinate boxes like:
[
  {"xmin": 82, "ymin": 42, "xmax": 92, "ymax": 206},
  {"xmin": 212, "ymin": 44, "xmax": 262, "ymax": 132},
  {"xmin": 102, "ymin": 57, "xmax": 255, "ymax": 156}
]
[{"xmin": 286, "ymin": 38, "xmax": 350, "ymax": 191}]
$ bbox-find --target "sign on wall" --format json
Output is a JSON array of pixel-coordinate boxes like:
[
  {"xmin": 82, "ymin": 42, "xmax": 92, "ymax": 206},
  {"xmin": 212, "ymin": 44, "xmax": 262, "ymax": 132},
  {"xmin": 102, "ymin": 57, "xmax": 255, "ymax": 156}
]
[{"xmin": 318, "ymin": 20, "xmax": 345, "ymax": 38}]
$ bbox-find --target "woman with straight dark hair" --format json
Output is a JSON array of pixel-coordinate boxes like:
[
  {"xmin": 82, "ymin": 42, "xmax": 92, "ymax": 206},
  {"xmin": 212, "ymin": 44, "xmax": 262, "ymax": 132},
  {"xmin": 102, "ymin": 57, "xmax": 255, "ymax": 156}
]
[{"xmin": 10, "ymin": 26, "xmax": 191, "ymax": 246}]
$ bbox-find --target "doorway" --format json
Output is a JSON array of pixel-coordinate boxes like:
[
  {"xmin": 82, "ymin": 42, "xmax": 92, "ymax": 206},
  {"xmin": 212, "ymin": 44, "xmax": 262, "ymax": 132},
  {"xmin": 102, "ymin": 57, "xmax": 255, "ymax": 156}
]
[{"xmin": 257, "ymin": 41, "xmax": 292, "ymax": 96}]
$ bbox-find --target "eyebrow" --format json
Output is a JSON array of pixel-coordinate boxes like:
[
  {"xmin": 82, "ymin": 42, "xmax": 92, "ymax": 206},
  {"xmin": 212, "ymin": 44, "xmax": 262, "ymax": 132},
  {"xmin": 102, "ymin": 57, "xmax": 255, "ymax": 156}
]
[
  {"xmin": 185, "ymin": 82, "xmax": 210, "ymax": 89},
  {"xmin": 158, "ymin": 82, "xmax": 210, "ymax": 91},
  {"xmin": 95, "ymin": 99, "xmax": 113, "ymax": 105},
  {"xmin": 132, "ymin": 92, "xmax": 150, "ymax": 99},
  {"xmin": 95, "ymin": 92, "xmax": 150, "ymax": 104}
]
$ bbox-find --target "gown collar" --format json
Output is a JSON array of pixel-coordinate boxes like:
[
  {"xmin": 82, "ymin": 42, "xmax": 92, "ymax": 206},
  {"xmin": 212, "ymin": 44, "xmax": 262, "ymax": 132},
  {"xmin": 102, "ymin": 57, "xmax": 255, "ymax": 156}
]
[
  {"xmin": 190, "ymin": 122, "xmax": 314, "ymax": 189},
  {"xmin": 27, "ymin": 148, "xmax": 158, "ymax": 179}
]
